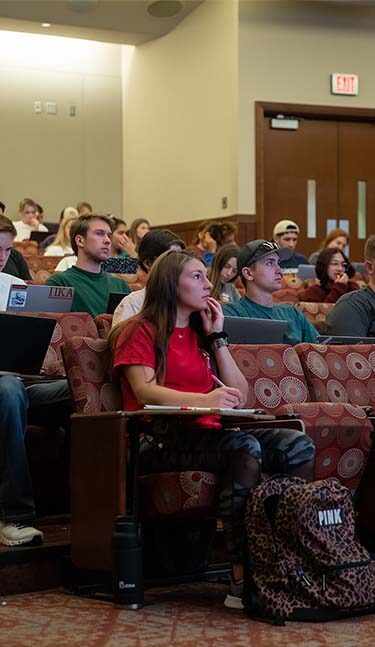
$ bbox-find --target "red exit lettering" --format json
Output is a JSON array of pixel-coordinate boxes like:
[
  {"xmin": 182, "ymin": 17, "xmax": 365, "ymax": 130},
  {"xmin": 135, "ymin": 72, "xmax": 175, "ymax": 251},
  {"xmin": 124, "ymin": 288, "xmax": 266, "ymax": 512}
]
[{"xmin": 331, "ymin": 73, "xmax": 358, "ymax": 96}]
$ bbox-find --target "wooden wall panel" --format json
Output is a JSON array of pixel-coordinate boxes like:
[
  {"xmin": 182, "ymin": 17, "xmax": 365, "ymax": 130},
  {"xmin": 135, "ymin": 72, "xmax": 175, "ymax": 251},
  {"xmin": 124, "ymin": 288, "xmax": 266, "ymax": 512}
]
[{"xmin": 152, "ymin": 214, "xmax": 256, "ymax": 248}]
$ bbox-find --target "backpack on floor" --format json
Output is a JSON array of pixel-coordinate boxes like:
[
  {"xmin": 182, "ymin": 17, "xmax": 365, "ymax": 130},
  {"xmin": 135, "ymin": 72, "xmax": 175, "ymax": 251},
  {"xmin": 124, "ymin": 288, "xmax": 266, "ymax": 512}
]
[{"xmin": 244, "ymin": 475, "xmax": 375, "ymax": 624}]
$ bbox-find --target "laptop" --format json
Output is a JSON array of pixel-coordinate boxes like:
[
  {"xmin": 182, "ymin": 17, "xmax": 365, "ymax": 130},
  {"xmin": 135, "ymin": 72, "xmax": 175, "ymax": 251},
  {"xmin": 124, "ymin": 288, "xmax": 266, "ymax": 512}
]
[
  {"xmin": 6, "ymin": 284, "xmax": 74, "ymax": 313},
  {"xmin": 0, "ymin": 313, "xmax": 56, "ymax": 374},
  {"xmin": 107, "ymin": 292, "xmax": 125, "ymax": 315},
  {"xmin": 297, "ymin": 265, "xmax": 317, "ymax": 281},
  {"xmin": 316, "ymin": 335, "xmax": 375, "ymax": 345},
  {"xmin": 352, "ymin": 262, "xmax": 367, "ymax": 276},
  {"xmin": 224, "ymin": 316, "xmax": 290, "ymax": 344},
  {"xmin": 30, "ymin": 231, "xmax": 53, "ymax": 245}
]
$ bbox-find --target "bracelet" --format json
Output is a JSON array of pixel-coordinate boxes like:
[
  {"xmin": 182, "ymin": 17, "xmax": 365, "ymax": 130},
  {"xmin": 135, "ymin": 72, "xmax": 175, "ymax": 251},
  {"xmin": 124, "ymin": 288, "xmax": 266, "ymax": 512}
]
[
  {"xmin": 206, "ymin": 331, "xmax": 228, "ymax": 343},
  {"xmin": 207, "ymin": 331, "xmax": 229, "ymax": 351},
  {"xmin": 211, "ymin": 337, "xmax": 229, "ymax": 351}
]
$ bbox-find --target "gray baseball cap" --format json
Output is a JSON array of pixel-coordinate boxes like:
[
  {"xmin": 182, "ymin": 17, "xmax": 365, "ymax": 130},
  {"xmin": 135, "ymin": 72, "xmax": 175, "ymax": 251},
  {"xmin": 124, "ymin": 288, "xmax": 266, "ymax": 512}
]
[{"xmin": 237, "ymin": 239, "xmax": 292, "ymax": 275}]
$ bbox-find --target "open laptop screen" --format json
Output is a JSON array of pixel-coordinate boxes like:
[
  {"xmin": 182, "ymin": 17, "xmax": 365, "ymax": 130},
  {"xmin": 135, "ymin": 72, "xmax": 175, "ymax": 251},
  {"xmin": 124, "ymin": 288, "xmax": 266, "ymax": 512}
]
[
  {"xmin": 224, "ymin": 316, "xmax": 289, "ymax": 345},
  {"xmin": 0, "ymin": 313, "xmax": 56, "ymax": 374}
]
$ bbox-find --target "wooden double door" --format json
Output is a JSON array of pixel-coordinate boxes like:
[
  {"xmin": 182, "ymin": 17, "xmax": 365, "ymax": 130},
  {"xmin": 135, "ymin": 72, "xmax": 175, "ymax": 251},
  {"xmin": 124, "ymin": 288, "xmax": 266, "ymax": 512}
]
[{"xmin": 259, "ymin": 107, "xmax": 375, "ymax": 261}]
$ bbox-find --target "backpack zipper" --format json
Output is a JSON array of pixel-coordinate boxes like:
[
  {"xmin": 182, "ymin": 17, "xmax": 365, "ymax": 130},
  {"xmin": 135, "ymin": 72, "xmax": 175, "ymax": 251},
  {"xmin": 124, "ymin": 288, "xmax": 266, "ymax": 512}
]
[
  {"xmin": 323, "ymin": 559, "xmax": 371, "ymax": 572},
  {"xmin": 297, "ymin": 567, "xmax": 311, "ymax": 587},
  {"xmin": 322, "ymin": 559, "xmax": 371, "ymax": 593}
]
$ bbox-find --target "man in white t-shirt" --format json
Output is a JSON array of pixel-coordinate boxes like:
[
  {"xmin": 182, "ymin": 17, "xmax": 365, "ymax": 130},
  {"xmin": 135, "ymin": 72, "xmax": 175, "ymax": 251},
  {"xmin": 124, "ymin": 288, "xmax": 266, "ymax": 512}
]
[
  {"xmin": 13, "ymin": 198, "xmax": 48, "ymax": 242},
  {"xmin": 112, "ymin": 229, "xmax": 185, "ymax": 327},
  {"xmin": 0, "ymin": 216, "xmax": 25, "ymax": 309}
]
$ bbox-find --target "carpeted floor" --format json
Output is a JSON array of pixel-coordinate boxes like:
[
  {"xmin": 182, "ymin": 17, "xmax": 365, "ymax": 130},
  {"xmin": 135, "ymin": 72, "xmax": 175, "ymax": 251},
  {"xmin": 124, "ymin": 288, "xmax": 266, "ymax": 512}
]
[{"xmin": 1, "ymin": 583, "xmax": 375, "ymax": 646}]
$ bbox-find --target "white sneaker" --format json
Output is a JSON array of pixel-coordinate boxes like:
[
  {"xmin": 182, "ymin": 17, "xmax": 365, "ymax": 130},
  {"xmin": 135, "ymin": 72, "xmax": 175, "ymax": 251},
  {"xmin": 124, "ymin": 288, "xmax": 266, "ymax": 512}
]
[
  {"xmin": 224, "ymin": 577, "xmax": 244, "ymax": 610},
  {"xmin": 0, "ymin": 521, "xmax": 44, "ymax": 547}
]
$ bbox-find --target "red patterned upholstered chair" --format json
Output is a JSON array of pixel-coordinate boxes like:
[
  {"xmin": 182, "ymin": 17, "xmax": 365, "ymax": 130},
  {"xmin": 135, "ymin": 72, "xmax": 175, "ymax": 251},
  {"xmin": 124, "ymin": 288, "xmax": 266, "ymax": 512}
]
[
  {"xmin": 230, "ymin": 343, "xmax": 373, "ymax": 491},
  {"xmin": 295, "ymin": 343, "xmax": 375, "ymax": 409},
  {"xmin": 272, "ymin": 288, "xmax": 300, "ymax": 304},
  {"xmin": 13, "ymin": 240, "xmax": 39, "ymax": 256},
  {"xmin": 38, "ymin": 312, "xmax": 98, "ymax": 377},
  {"xmin": 281, "ymin": 275, "xmax": 303, "ymax": 291},
  {"xmin": 94, "ymin": 313, "xmax": 113, "ymax": 339},
  {"xmin": 62, "ymin": 336, "xmax": 218, "ymax": 572},
  {"xmin": 26, "ymin": 255, "xmax": 62, "ymax": 282},
  {"xmin": 296, "ymin": 302, "xmax": 334, "ymax": 334},
  {"xmin": 272, "ymin": 275, "xmax": 303, "ymax": 303}
]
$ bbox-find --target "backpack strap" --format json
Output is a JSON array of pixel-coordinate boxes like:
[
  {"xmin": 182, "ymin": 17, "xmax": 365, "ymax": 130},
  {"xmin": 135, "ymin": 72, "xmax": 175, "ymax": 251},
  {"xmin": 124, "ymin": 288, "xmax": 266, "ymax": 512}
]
[{"xmin": 246, "ymin": 475, "xmax": 306, "ymax": 562}]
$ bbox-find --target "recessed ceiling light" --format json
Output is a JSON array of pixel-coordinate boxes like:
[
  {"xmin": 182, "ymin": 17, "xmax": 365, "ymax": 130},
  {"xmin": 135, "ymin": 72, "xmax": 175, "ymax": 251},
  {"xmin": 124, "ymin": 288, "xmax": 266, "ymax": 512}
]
[
  {"xmin": 41, "ymin": 23, "xmax": 51, "ymax": 28},
  {"xmin": 147, "ymin": 1, "xmax": 183, "ymax": 19}
]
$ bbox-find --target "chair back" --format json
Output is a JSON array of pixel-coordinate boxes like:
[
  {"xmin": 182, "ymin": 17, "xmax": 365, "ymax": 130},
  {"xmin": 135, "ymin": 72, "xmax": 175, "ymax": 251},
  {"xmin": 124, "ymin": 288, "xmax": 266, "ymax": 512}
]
[
  {"xmin": 62, "ymin": 335, "xmax": 122, "ymax": 413},
  {"xmin": 40, "ymin": 312, "xmax": 98, "ymax": 377},
  {"xmin": 95, "ymin": 313, "xmax": 113, "ymax": 339},
  {"xmin": 297, "ymin": 302, "xmax": 334, "ymax": 328},
  {"xmin": 295, "ymin": 342, "xmax": 375, "ymax": 408},
  {"xmin": 230, "ymin": 343, "xmax": 310, "ymax": 412}
]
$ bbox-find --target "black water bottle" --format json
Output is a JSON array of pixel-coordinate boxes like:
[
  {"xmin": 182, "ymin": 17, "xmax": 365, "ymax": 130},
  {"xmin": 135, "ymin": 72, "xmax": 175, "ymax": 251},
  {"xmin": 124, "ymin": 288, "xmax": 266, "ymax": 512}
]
[{"xmin": 112, "ymin": 515, "xmax": 144, "ymax": 608}]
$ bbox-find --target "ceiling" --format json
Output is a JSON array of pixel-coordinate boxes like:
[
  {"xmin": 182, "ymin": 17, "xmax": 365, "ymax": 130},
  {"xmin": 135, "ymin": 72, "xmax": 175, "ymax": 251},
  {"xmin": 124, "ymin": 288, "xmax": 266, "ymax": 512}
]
[{"xmin": 0, "ymin": 0, "xmax": 203, "ymax": 46}]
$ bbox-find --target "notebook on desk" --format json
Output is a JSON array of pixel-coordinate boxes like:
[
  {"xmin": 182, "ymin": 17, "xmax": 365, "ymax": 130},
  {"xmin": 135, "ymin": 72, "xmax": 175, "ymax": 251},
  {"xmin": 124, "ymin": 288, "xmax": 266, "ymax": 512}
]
[
  {"xmin": 224, "ymin": 316, "xmax": 289, "ymax": 344},
  {"xmin": 0, "ymin": 313, "xmax": 56, "ymax": 375},
  {"xmin": 6, "ymin": 284, "xmax": 74, "ymax": 313}
]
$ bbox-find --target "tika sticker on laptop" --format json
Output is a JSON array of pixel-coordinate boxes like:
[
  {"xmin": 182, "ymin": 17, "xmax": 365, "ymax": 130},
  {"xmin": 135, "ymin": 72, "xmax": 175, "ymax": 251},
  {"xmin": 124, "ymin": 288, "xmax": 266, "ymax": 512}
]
[{"xmin": 8, "ymin": 288, "xmax": 27, "ymax": 308}]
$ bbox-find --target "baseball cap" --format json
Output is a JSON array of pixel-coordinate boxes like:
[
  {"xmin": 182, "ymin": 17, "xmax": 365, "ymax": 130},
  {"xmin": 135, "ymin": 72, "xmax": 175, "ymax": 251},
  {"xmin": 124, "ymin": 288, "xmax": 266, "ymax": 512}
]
[
  {"xmin": 273, "ymin": 220, "xmax": 300, "ymax": 237},
  {"xmin": 237, "ymin": 239, "xmax": 292, "ymax": 275}
]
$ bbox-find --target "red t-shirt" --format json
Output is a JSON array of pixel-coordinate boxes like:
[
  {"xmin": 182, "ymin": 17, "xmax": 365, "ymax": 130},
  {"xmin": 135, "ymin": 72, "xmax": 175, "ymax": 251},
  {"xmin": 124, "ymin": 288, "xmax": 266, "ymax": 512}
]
[{"xmin": 113, "ymin": 321, "xmax": 221, "ymax": 428}]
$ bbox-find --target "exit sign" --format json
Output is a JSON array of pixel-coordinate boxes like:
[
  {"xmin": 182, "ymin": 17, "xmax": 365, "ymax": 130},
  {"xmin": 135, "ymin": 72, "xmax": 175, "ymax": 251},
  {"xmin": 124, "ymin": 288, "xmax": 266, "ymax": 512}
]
[{"xmin": 331, "ymin": 73, "xmax": 359, "ymax": 96}]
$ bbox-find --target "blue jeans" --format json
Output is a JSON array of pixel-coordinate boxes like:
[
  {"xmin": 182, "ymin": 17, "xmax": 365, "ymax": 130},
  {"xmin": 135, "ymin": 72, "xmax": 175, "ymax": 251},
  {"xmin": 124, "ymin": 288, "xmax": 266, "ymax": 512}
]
[{"xmin": 0, "ymin": 376, "xmax": 72, "ymax": 523}]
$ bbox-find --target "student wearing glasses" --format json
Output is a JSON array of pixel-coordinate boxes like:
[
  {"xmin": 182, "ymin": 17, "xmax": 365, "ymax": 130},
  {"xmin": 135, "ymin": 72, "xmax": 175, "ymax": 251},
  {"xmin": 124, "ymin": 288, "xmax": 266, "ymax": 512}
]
[{"xmin": 298, "ymin": 248, "xmax": 358, "ymax": 303}]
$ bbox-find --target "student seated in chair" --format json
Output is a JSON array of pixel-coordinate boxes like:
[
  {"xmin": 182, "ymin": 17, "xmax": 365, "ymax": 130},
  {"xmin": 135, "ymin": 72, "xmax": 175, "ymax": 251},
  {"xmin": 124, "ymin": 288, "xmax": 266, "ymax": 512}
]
[
  {"xmin": 110, "ymin": 250, "xmax": 315, "ymax": 609},
  {"xmin": 0, "ymin": 215, "xmax": 72, "ymax": 547},
  {"xmin": 112, "ymin": 228, "xmax": 185, "ymax": 327},
  {"xmin": 272, "ymin": 220, "xmax": 309, "ymax": 272},
  {"xmin": 13, "ymin": 198, "xmax": 48, "ymax": 242},
  {"xmin": 326, "ymin": 235, "xmax": 375, "ymax": 337},
  {"xmin": 222, "ymin": 239, "xmax": 318, "ymax": 345},
  {"xmin": 45, "ymin": 215, "xmax": 130, "ymax": 317}
]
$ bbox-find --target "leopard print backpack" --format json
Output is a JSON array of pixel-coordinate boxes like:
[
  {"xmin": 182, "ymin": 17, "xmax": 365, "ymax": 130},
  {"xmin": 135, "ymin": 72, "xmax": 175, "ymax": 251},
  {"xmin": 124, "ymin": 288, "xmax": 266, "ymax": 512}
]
[{"xmin": 244, "ymin": 475, "xmax": 375, "ymax": 624}]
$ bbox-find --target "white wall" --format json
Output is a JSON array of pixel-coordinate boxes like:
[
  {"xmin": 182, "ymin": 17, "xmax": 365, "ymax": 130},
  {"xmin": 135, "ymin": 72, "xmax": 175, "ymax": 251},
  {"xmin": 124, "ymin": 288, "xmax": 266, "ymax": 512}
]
[
  {"xmin": 0, "ymin": 31, "xmax": 125, "ymax": 221},
  {"xmin": 239, "ymin": 0, "xmax": 375, "ymax": 213},
  {"xmin": 122, "ymin": 0, "xmax": 238, "ymax": 226}
]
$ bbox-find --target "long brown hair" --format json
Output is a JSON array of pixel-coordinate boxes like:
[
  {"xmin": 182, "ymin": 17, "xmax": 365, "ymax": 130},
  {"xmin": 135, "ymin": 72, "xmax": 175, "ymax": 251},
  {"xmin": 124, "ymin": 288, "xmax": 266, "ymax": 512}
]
[
  {"xmin": 209, "ymin": 243, "xmax": 239, "ymax": 301},
  {"xmin": 319, "ymin": 228, "xmax": 349, "ymax": 251},
  {"xmin": 109, "ymin": 250, "xmax": 207, "ymax": 383}
]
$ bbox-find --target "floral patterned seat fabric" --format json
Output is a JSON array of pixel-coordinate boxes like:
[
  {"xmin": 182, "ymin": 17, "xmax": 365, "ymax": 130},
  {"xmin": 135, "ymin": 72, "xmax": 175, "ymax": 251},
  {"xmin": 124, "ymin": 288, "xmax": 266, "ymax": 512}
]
[
  {"xmin": 230, "ymin": 343, "xmax": 373, "ymax": 490},
  {"xmin": 39, "ymin": 312, "xmax": 99, "ymax": 378}
]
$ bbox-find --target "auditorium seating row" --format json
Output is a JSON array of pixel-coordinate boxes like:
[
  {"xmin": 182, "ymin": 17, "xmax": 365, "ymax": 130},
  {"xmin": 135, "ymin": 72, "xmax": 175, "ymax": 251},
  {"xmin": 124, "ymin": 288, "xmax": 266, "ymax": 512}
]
[
  {"xmin": 22, "ymin": 309, "xmax": 374, "ymax": 566},
  {"xmin": 60, "ymin": 334, "xmax": 375, "ymax": 571},
  {"xmin": 34, "ymin": 304, "xmax": 336, "ymax": 380}
]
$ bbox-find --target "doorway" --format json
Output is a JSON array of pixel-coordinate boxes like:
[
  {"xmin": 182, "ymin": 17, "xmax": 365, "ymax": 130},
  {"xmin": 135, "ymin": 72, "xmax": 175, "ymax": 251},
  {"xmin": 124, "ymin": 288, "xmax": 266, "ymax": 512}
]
[{"xmin": 256, "ymin": 102, "xmax": 375, "ymax": 261}]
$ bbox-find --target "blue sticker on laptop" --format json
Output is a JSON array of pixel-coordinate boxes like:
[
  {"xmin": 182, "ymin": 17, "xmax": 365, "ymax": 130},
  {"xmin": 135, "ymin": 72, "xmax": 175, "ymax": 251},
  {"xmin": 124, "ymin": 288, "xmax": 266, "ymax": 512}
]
[{"xmin": 8, "ymin": 289, "xmax": 27, "ymax": 308}]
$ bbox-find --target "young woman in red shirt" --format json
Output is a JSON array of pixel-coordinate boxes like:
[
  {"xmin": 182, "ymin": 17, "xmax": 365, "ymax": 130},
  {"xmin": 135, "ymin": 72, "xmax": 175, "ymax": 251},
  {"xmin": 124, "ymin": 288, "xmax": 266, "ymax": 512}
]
[{"xmin": 111, "ymin": 250, "xmax": 315, "ymax": 608}]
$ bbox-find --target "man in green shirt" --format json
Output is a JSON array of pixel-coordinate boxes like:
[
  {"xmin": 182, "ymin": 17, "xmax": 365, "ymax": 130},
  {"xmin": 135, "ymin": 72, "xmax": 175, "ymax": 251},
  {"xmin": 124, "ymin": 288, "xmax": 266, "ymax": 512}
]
[
  {"xmin": 45, "ymin": 215, "xmax": 130, "ymax": 317},
  {"xmin": 223, "ymin": 239, "xmax": 318, "ymax": 345}
]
